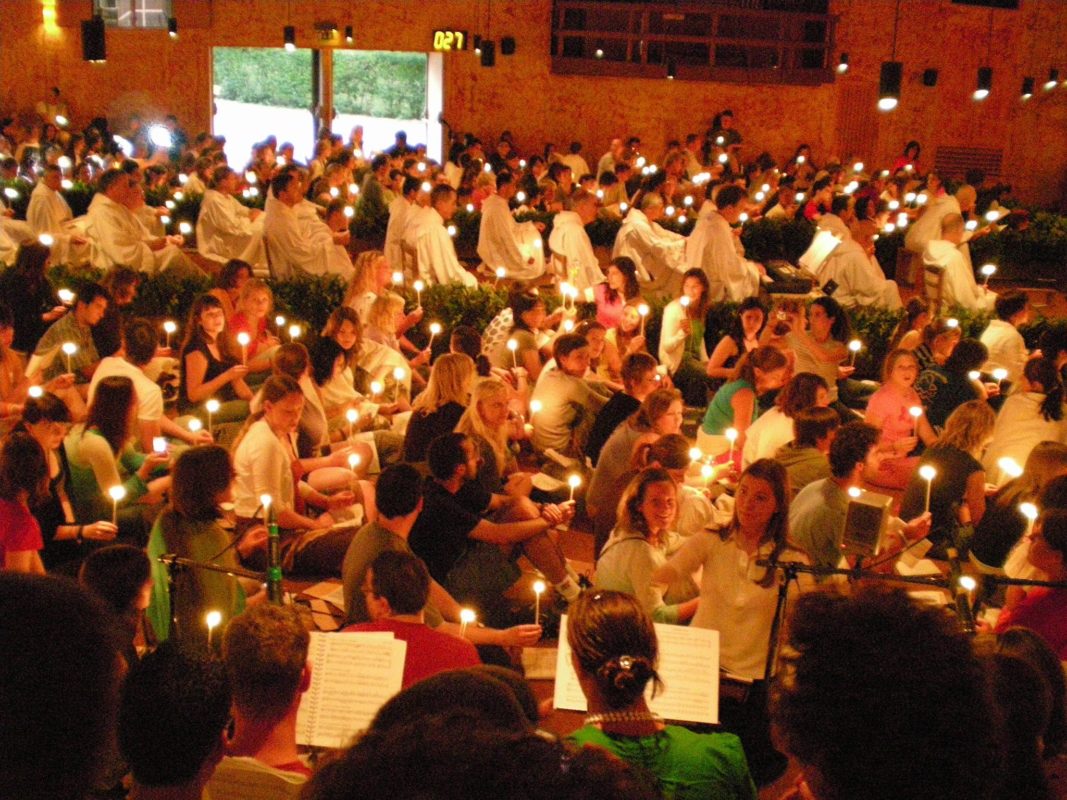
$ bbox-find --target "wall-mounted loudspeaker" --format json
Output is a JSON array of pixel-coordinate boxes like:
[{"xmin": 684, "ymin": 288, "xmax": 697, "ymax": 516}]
[
  {"xmin": 922, "ymin": 69, "xmax": 938, "ymax": 87},
  {"xmin": 480, "ymin": 40, "xmax": 495, "ymax": 67},
  {"xmin": 82, "ymin": 15, "xmax": 106, "ymax": 62},
  {"xmin": 500, "ymin": 37, "xmax": 515, "ymax": 55}
]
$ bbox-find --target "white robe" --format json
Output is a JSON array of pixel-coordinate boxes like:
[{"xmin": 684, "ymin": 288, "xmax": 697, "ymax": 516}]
[
  {"xmin": 694, "ymin": 211, "xmax": 761, "ymax": 303},
  {"xmin": 611, "ymin": 208, "xmax": 686, "ymax": 298},
  {"xmin": 923, "ymin": 238, "xmax": 996, "ymax": 312},
  {"xmin": 477, "ymin": 194, "xmax": 545, "ymax": 281},
  {"xmin": 905, "ymin": 194, "xmax": 961, "ymax": 255},
  {"xmin": 815, "ymin": 214, "xmax": 901, "ymax": 310},
  {"xmin": 263, "ymin": 194, "xmax": 353, "ymax": 281},
  {"xmin": 412, "ymin": 208, "xmax": 477, "ymax": 288},
  {"xmin": 27, "ymin": 182, "xmax": 89, "ymax": 265},
  {"xmin": 384, "ymin": 195, "xmax": 411, "ymax": 276},
  {"xmin": 195, "ymin": 188, "xmax": 265, "ymax": 269},
  {"xmin": 401, "ymin": 205, "xmax": 433, "ymax": 277},
  {"xmin": 85, "ymin": 194, "xmax": 176, "ymax": 273},
  {"xmin": 548, "ymin": 211, "xmax": 602, "ymax": 300}
]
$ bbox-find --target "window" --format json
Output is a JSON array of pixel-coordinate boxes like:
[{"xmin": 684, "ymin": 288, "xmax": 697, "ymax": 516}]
[{"xmin": 93, "ymin": 0, "xmax": 172, "ymax": 29}]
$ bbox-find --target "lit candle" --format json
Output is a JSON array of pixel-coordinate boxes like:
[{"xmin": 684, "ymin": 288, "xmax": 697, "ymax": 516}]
[
  {"xmin": 187, "ymin": 418, "xmax": 202, "ymax": 433},
  {"xmin": 980, "ymin": 263, "xmax": 996, "ymax": 286},
  {"xmin": 345, "ymin": 407, "xmax": 359, "ymax": 440},
  {"xmin": 205, "ymin": 398, "xmax": 220, "ymax": 432},
  {"xmin": 288, "ymin": 323, "xmax": 301, "ymax": 341},
  {"xmin": 152, "ymin": 437, "xmax": 167, "ymax": 455},
  {"xmin": 968, "ymin": 370, "xmax": 981, "ymax": 382},
  {"xmin": 370, "ymin": 380, "xmax": 383, "ymax": 399},
  {"xmin": 567, "ymin": 473, "xmax": 582, "ymax": 502},
  {"xmin": 529, "ymin": 399, "xmax": 543, "ymax": 418},
  {"xmin": 560, "ymin": 282, "xmax": 572, "ymax": 310},
  {"xmin": 392, "ymin": 366, "xmax": 406, "ymax": 401},
  {"xmin": 162, "ymin": 319, "xmax": 177, "ymax": 349},
  {"xmin": 347, "ymin": 453, "xmax": 361, "ymax": 472},
  {"xmin": 28, "ymin": 385, "xmax": 43, "ymax": 399},
  {"xmin": 38, "ymin": 233, "xmax": 54, "ymax": 247},
  {"xmin": 919, "ymin": 465, "xmax": 937, "ymax": 513},
  {"xmin": 562, "ymin": 319, "xmax": 575, "ymax": 333},
  {"xmin": 533, "ymin": 580, "xmax": 545, "ymax": 623},
  {"xmin": 61, "ymin": 341, "xmax": 77, "ymax": 374},
  {"xmin": 428, "ymin": 321, "xmax": 442, "ymax": 350},
  {"xmin": 679, "ymin": 295, "xmax": 690, "ymax": 310},
  {"xmin": 700, "ymin": 462, "xmax": 714, "ymax": 489},
  {"xmin": 637, "ymin": 303, "xmax": 650, "ymax": 336},
  {"xmin": 495, "ymin": 267, "xmax": 506, "ymax": 288},
  {"xmin": 848, "ymin": 339, "xmax": 862, "ymax": 365},
  {"xmin": 725, "ymin": 427, "xmax": 738, "ymax": 464},
  {"xmin": 236, "ymin": 331, "xmax": 251, "ymax": 364},
  {"xmin": 507, "ymin": 338, "xmax": 519, "ymax": 369},
  {"xmin": 413, "ymin": 279, "xmax": 424, "ymax": 308},
  {"xmin": 275, "ymin": 314, "xmax": 286, "ymax": 331},
  {"xmin": 260, "ymin": 493, "xmax": 272, "ymax": 523},
  {"xmin": 459, "ymin": 607, "xmax": 476, "ymax": 637},
  {"xmin": 205, "ymin": 610, "xmax": 222, "ymax": 649},
  {"xmin": 909, "ymin": 405, "xmax": 923, "ymax": 435},
  {"xmin": 447, "ymin": 225, "xmax": 457, "ymax": 238},
  {"xmin": 847, "ymin": 486, "xmax": 862, "ymax": 498},
  {"xmin": 992, "ymin": 368, "xmax": 1008, "ymax": 385},
  {"xmin": 57, "ymin": 287, "xmax": 75, "ymax": 305},
  {"xmin": 392, "ymin": 271, "xmax": 403, "ymax": 287},
  {"xmin": 178, "ymin": 221, "xmax": 192, "ymax": 236},
  {"xmin": 689, "ymin": 447, "xmax": 703, "ymax": 462},
  {"xmin": 1020, "ymin": 502, "xmax": 1039, "ymax": 539},
  {"xmin": 997, "ymin": 456, "xmax": 1023, "ymax": 480},
  {"xmin": 108, "ymin": 484, "xmax": 126, "ymax": 526},
  {"xmin": 946, "ymin": 318, "xmax": 959, "ymax": 329}
]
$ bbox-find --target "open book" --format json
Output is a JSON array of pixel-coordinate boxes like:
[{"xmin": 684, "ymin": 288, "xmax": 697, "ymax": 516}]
[
  {"xmin": 295, "ymin": 631, "xmax": 406, "ymax": 749},
  {"xmin": 554, "ymin": 615, "xmax": 720, "ymax": 724}
]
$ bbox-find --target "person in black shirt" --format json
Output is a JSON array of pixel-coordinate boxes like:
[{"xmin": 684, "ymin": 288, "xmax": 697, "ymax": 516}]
[{"xmin": 586, "ymin": 352, "xmax": 660, "ymax": 466}]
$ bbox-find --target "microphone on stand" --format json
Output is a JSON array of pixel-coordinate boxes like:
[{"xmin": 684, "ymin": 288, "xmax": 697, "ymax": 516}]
[{"xmin": 263, "ymin": 494, "xmax": 284, "ymax": 605}]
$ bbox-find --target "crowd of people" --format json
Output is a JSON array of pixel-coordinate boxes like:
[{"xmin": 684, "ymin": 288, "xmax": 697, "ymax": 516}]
[{"xmin": 1, "ymin": 98, "xmax": 1066, "ymax": 799}]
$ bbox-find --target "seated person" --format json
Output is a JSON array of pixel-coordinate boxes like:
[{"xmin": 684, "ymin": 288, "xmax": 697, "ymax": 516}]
[
  {"xmin": 773, "ymin": 406, "xmax": 840, "ymax": 498},
  {"xmin": 403, "ymin": 353, "xmax": 474, "ymax": 463},
  {"xmin": 915, "ymin": 338, "xmax": 988, "ymax": 430},
  {"xmin": 32, "ymin": 280, "xmax": 109, "ymax": 389},
  {"xmin": 790, "ymin": 422, "xmax": 930, "ymax": 577},
  {"xmin": 213, "ymin": 604, "xmax": 312, "ymax": 789},
  {"xmin": 344, "ymin": 550, "xmax": 481, "ymax": 687},
  {"xmin": 922, "ymin": 212, "xmax": 996, "ymax": 312},
  {"xmin": 409, "ymin": 433, "xmax": 578, "ymax": 618},
  {"xmin": 178, "ymin": 294, "xmax": 252, "ymax": 426},
  {"xmin": 701, "ymin": 346, "xmax": 790, "ymax": 462},
  {"xmin": 529, "ymin": 333, "xmax": 612, "ymax": 458},
  {"xmin": 742, "ymin": 372, "xmax": 830, "ymax": 468},
  {"xmin": 980, "ymin": 290, "xmax": 1030, "ymax": 387},
  {"xmin": 586, "ymin": 352, "xmax": 659, "ymax": 466},
  {"xmin": 118, "ymin": 643, "xmax": 231, "ymax": 800}
]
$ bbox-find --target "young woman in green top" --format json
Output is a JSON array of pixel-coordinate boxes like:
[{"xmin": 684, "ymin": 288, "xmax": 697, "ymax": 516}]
[{"xmin": 567, "ymin": 590, "xmax": 757, "ymax": 800}]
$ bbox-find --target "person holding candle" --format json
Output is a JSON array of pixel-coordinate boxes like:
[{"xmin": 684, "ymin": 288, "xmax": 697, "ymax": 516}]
[
  {"xmin": 742, "ymin": 372, "xmax": 830, "ymax": 468},
  {"xmin": 530, "ymin": 333, "xmax": 612, "ymax": 458},
  {"xmin": 145, "ymin": 444, "xmax": 263, "ymax": 647},
  {"xmin": 179, "ymin": 294, "xmax": 251, "ymax": 427},
  {"xmin": 914, "ymin": 338, "xmax": 989, "ymax": 429},
  {"xmin": 587, "ymin": 352, "xmax": 660, "ymax": 466},
  {"xmin": 232, "ymin": 375, "xmax": 361, "ymax": 576},
  {"xmin": 195, "ymin": 167, "xmax": 266, "ymax": 269},
  {"xmin": 979, "ymin": 290, "xmax": 1031, "ymax": 388},
  {"xmin": 343, "ymin": 249, "xmax": 423, "ymax": 338},
  {"xmin": 658, "ymin": 268, "xmax": 712, "ymax": 406},
  {"xmin": 403, "ymin": 353, "xmax": 475, "ymax": 463},
  {"xmin": 706, "ymin": 297, "xmax": 767, "ymax": 391},
  {"xmin": 594, "ymin": 256, "xmax": 642, "ymax": 330},
  {"xmin": 365, "ymin": 292, "xmax": 431, "ymax": 386},
  {"xmin": 913, "ymin": 316, "xmax": 962, "ymax": 374},
  {"xmin": 922, "ymin": 213, "xmax": 997, "ymax": 313},
  {"xmin": 489, "ymin": 290, "xmax": 548, "ymax": 381},
  {"xmin": 701, "ymin": 346, "xmax": 789, "ymax": 460},
  {"xmin": 983, "ymin": 358, "xmax": 1067, "ymax": 486},
  {"xmin": 784, "ymin": 297, "xmax": 853, "ymax": 421},
  {"xmin": 900, "ymin": 400, "xmax": 995, "ymax": 557},
  {"xmin": 31, "ymin": 279, "xmax": 109, "ymax": 389},
  {"xmin": 206, "ymin": 258, "xmax": 252, "ymax": 322},
  {"xmin": 594, "ymin": 467, "xmax": 700, "ymax": 624},
  {"xmin": 0, "ymin": 240, "xmax": 68, "ymax": 355},
  {"xmin": 455, "ymin": 377, "xmax": 532, "ymax": 498},
  {"xmin": 228, "ymin": 278, "xmax": 281, "ymax": 381},
  {"xmin": 0, "ymin": 301, "xmax": 79, "ymax": 431},
  {"xmin": 972, "ymin": 442, "xmax": 1067, "ymax": 572},
  {"xmin": 65, "ymin": 376, "xmax": 170, "ymax": 545},
  {"xmin": 994, "ymin": 509, "xmax": 1067, "ymax": 658},
  {"xmin": 864, "ymin": 349, "xmax": 939, "ymax": 489},
  {"xmin": 566, "ymin": 590, "xmax": 757, "ymax": 799},
  {"xmin": 0, "ymin": 432, "xmax": 50, "ymax": 574},
  {"xmin": 93, "ymin": 267, "xmax": 142, "ymax": 360},
  {"xmin": 601, "ymin": 299, "xmax": 649, "ymax": 381},
  {"xmin": 653, "ymin": 460, "xmax": 809, "ymax": 783}
]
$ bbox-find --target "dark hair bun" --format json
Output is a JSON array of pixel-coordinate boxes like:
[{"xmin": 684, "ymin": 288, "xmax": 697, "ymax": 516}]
[{"xmin": 596, "ymin": 655, "xmax": 656, "ymax": 708}]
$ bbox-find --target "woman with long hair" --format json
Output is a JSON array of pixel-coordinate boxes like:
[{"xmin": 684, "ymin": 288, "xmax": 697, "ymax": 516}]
[
  {"xmin": 19, "ymin": 392, "xmax": 116, "ymax": 573},
  {"xmin": 228, "ymin": 278, "xmax": 280, "ymax": 380},
  {"xmin": 864, "ymin": 348, "xmax": 938, "ymax": 489},
  {"xmin": 207, "ymin": 258, "xmax": 252, "ymax": 322},
  {"xmin": 595, "ymin": 256, "xmax": 642, "ymax": 330},
  {"xmin": 65, "ymin": 376, "xmax": 169, "ymax": 543},
  {"xmin": 915, "ymin": 337, "xmax": 988, "ymax": 429},
  {"xmin": 654, "ymin": 459, "xmax": 810, "ymax": 783},
  {"xmin": 232, "ymin": 375, "xmax": 360, "ymax": 575},
  {"xmin": 888, "ymin": 297, "xmax": 930, "ymax": 352},
  {"xmin": 900, "ymin": 400, "xmax": 996, "ymax": 557},
  {"xmin": 602, "ymin": 300, "xmax": 649, "ymax": 383},
  {"xmin": 146, "ymin": 444, "xmax": 263, "ymax": 645},
  {"xmin": 701, "ymin": 347, "xmax": 789, "ymax": 459},
  {"xmin": 706, "ymin": 297, "xmax": 767, "ymax": 389},
  {"xmin": 490, "ymin": 290, "xmax": 548, "ymax": 381},
  {"xmin": 785, "ymin": 296, "xmax": 851, "ymax": 418},
  {"xmin": 984, "ymin": 358, "xmax": 1067, "ymax": 485},
  {"xmin": 0, "ymin": 432, "xmax": 51, "ymax": 574},
  {"xmin": 455, "ymin": 377, "xmax": 529, "ymax": 497},
  {"xmin": 567, "ymin": 590, "xmax": 757, "ymax": 800},
  {"xmin": 0, "ymin": 301, "xmax": 80, "ymax": 430},
  {"xmin": 0, "ymin": 240, "xmax": 66, "ymax": 354},
  {"xmin": 659, "ymin": 268, "xmax": 712, "ymax": 406},
  {"xmin": 403, "ymin": 353, "xmax": 475, "ymax": 462},
  {"xmin": 741, "ymin": 372, "xmax": 829, "ymax": 468},
  {"xmin": 365, "ymin": 292, "xmax": 430, "ymax": 381},
  {"xmin": 178, "ymin": 293, "xmax": 251, "ymax": 424},
  {"xmin": 594, "ymin": 468, "xmax": 700, "ymax": 624}
]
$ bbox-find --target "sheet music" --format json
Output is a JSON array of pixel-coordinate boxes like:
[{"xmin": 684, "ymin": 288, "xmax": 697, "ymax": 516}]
[
  {"xmin": 553, "ymin": 615, "xmax": 719, "ymax": 724},
  {"xmin": 296, "ymin": 632, "xmax": 406, "ymax": 749}
]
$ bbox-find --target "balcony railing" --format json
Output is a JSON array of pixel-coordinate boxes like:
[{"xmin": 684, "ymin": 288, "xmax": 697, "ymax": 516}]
[{"xmin": 551, "ymin": 1, "xmax": 837, "ymax": 85}]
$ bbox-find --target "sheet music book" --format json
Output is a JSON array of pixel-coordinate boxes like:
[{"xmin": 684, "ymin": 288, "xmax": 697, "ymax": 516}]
[
  {"xmin": 295, "ymin": 632, "xmax": 406, "ymax": 749},
  {"xmin": 553, "ymin": 615, "xmax": 720, "ymax": 724}
]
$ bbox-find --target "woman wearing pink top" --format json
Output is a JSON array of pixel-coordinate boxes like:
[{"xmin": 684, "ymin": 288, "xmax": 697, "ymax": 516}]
[{"xmin": 865, "ymin": 348, "xmax": 938, "ymax": 489}]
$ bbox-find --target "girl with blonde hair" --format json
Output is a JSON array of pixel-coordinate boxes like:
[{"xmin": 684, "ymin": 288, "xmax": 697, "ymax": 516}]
[
  {"xmin": 455, "ymin": 377, "xmax": 530, "ymax": 497},
  {"xmin": 366, "ymin": 292, "xmax": 430, "ymax": 382},
  {"xmin": 402, "ymin": 353, "xmax": 475, "ymax": 462},
  {"xmin": 229, "ymin": 278, "xmax": 280, "ymax": 379}
]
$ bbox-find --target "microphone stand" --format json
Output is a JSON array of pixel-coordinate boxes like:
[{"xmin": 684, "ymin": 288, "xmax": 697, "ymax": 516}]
[{"xmin": 157, "ymin": 554, "xmax": 267, "ymax": 639}]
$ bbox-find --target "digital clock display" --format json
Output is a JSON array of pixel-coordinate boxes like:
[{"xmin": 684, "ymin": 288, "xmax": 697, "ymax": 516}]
[{"xmin": 433, "ymin": 30, "xmax": 468, "ymax": 52}]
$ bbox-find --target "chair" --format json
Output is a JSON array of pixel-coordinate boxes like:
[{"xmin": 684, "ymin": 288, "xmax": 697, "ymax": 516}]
[{"xmin": 922, "ymin": 263, "xmax": 946, "ymax": 316}]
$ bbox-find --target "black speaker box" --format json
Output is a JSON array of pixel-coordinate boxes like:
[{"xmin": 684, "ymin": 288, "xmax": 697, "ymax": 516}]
[
  {"xmin": 82, "ymin": 16, "xmax": 106, "ymax": 62},
  {"xmin": 480, "ymin": 40, "xmax": 495, "ymax": 67}
]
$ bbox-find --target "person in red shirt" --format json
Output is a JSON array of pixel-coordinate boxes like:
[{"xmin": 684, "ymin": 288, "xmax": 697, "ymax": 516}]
[
  {"xmin": 0, "ymin": 432, "xmax": 48, "ymax": 574},
  {"xmin": 345, "ymin": 550, "xmax": 480, "ymax": 687}
]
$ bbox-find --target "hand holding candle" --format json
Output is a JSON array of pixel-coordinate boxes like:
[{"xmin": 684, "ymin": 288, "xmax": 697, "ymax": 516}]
[
  {"xmin": 919, "ymin": 465, "xmax": 937, "ymax": 513},
  {"xmin": 205, "ymin": 609, "xmax": 222, "ymax": 648},
  {"xmin": 108, "ymin": 484, "xmax": 126, "ymax": 526},
  {"xmin": 61, "ymin": 341, "xmax": 77, "ymax": 374},
  {"xmin": 236, "ymin": 331, "xmax": 251, "ymax": 364},
  {"xmin": 567, "ymin": 473, "xmax": 582, "ymax": 502},
  {"xmin": 459, "ymin": 608, "xmax": 476, "ymax": 637},
  {"xmin": 848, "ymin": 339, "xmax": 862, "ymax": 366},
  {"xmin": 533, "ymin": 580, "xmax": 546, "ymax": 623},
  {"xmin": 507, "ymin": 338, "xmax": 519, "ymax": 369}
]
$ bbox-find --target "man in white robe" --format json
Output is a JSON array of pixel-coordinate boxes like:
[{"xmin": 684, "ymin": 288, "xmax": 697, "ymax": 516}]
[
  {"xmin": 611, "ymin": 194, "xmax": 686, "ymax": 298},
  {"xmin": 690, "ymin": 184, "xmax": 762, "ymax": 302},
  {"xmin": 27, "ymin": 165, "xmax": 90, "ymax": 265},
  {"xmin": 923, "ymin": 213, "xmax": 996, "ymax": 312},
  {"xmin": 85, "ymin": 169, "xmax": 191, "ymax": 275},
  {"xmin": 814, "ymin": 198, "xmax": 901, "ymax": 310},
  {"xmin": 549, "ymin": 189, "xmax": 602, "ymax": 300},
  {"xmin": 195, "ymin": 166, "xmax": 265, "ymax": 271},
  {"xmin": 477, "ymin": 171, "xmax": 545, "ymax": 282},
  {"xmin": 263, "ymin": 170, "xmax": 353, "ymax": 281},
  {"xmin": 683, "ymin": 187, "xmax": 717, "ymax": 270},
  {"xmin": 384, "ymin": 175, "xmax": 419, "ymax": 275},
  {"xmin": 411, "ymin": 185, "xmax": 477, "ymax": 288}
]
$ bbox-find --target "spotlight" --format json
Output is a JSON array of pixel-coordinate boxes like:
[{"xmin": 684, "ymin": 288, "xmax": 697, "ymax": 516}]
[
  {"xmin": 836, "ymin": 52, "xmax": 849, "ymax": 74},
  {"xmin": 284, "ymin": 25, "xmax": 296, "ymax": 52},
  {"xmin": 167, "ymin": 17, "xmax": 178, "ymax": 38},
  {"xmin": 344, "ymin": 25, "xmax": 353, "ymax": 44},
  {"xmin": 973, "ymin": 67, "xmax": 992, "ymax": 101},
  {"xmin": 878, "ymin": 61, "xmax": 902, "ymax": 111},
  {"xmin": 1021, "ymin": 76, "xmax": 1034, "ymax": 100},
  {"xmin": 1045, "ymin": 68, "xmax": 1059, "ymax": 91}
]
